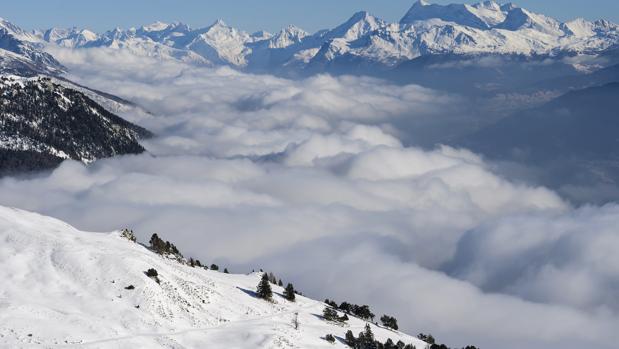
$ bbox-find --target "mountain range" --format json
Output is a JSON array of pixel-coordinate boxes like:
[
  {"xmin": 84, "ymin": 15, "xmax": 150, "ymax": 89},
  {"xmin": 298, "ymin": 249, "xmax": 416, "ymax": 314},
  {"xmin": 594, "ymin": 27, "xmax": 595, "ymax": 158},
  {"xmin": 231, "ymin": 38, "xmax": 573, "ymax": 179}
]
[
  {"xmin": 31, "ymin": 0, "xmax": 619, "ymax": 77},
  {"xmin": 0, "ymin": 0, "xmax": 616, "ymax": 93}
]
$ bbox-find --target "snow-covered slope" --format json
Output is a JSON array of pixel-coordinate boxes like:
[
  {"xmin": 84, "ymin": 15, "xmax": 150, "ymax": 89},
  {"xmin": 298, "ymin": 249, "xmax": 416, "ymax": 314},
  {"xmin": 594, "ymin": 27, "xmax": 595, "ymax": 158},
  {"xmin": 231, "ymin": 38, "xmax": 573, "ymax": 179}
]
[
  {"xmin": 0, "ymin": 206, "xmax": 427, "ymax": 349},
  {"xmin": 35, "ymin": 1, "xmax": 619, "ymax": 71}
]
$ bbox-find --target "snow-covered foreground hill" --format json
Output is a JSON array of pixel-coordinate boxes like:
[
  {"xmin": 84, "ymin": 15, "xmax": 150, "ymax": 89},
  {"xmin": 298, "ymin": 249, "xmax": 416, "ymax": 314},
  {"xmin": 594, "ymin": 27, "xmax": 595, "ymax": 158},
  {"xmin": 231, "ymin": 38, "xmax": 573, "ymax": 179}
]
[{"xmin": 0, "ymin": 206, "xmax": 426, "ymax": 349}]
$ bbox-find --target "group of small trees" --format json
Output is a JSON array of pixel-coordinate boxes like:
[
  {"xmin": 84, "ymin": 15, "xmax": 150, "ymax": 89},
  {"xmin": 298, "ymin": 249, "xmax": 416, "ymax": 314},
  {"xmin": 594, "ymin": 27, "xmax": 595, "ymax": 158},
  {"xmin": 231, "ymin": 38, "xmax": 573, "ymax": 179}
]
[
  {"xmin": 265, "ymin": 271, "xmax": 297, "ymax": 294},
  {"xmin": 256, "ymin": 272, "xmax": 297, "ymax": 302},
  {"xmin": 417, "ymin": 334, "xmax": 478, "ymax": 349},
  {"xmin": 149, "ymin": 233, "xmax": 182, "ymax": 258},
  {"xmin": 323, "ymin": 306, "xmax": 349, "ymax": 322},
  {"xmin": 325, "ymin": 299, "xmax": 375, "ymax": 322},
  {"xmin": 380, "ymin": 315, "xmax": 399, "ymax": 331},
  {"xmin": 120, "ymin": 229, "xmax": 137, "ymax": 242},
  {"xmin": 187, "ymin": 258, "xmax": 229, "ymax": 273},
  {"xmin": 345, "ymin": 324, "xmax": 416, "ymax": 349}
]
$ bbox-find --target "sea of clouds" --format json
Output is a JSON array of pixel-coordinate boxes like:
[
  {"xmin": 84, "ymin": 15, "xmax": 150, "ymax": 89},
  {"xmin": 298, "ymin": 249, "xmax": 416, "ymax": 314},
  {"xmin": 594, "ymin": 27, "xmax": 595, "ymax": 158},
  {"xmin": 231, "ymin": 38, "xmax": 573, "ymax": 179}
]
[{"xmin": 1, "ymin": 47, "xmax": 619, "ymax": 348}]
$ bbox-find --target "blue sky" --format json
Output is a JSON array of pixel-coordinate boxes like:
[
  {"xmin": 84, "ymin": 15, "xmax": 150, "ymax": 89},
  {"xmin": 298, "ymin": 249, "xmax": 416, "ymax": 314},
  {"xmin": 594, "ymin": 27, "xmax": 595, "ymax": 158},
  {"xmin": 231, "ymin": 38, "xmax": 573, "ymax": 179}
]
[{"xmin": 4, "ymin": 0, "xmax": 619, "ymax": 33}]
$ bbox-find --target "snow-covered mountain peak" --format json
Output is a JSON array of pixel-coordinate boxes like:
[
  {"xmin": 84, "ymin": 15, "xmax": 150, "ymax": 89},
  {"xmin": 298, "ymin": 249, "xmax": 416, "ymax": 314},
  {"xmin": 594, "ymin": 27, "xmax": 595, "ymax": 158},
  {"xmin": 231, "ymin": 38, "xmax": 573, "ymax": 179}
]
[
  {"xmin": 472, "ymin": 1, "xmax": 501, "ymax": 10},
  {"xmin": 282, "ymin": 24, "xmax": 307, "ymax": 35},
  {"xmin": 413, "ymin": 0, "xmax": 430, "ymax": 8},
  {"xmin": 0, "ymin": 17, "xmax": 37, "ymax": 42},
  {"xmin": 400, "ymin": 0, "xmax": 504, "ymax": 29},
  {"xmin": 465, "ymin": 1, "xmax": 509, "ymax": 27},
  {"xmin": 497, "ymin": 6, "xmax": 562, "ymax": 35},
  {"xmin": 0, "ymin": 19, "xmax": 65, "ymax": 75},
  {"xmin": 500, "ymin": 2, "xmax": 518, "ymax": 12},
  {"xmin": 268, "ymin": 25, "xmax": 308, "ymax": 49},
  {"xmin": 328, "ymin": 11, "xmax": 385, "ymax": 41},
  {"xmin": 210, "ymin": 19, "xmax": 229, "ymax": 29},
  {"xmin": 563, "ymin": 18, "xmax": 597, "ymax": 37},
  {"xmin": 141, "ymin": 21, "xmax": 170, "ymax": 32}
]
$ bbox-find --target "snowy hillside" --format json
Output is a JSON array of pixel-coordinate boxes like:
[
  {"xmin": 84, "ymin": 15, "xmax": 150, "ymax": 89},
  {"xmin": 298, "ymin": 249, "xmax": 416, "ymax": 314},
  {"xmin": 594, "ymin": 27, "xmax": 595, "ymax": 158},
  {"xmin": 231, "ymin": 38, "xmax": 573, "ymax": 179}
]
[
  {"xmin": 35, "ymin": 1, "xmax": 619, "ymax": 71},
  {"xmin": 0, "ymin": 206, "xmax": 427, "ymax": 349}
]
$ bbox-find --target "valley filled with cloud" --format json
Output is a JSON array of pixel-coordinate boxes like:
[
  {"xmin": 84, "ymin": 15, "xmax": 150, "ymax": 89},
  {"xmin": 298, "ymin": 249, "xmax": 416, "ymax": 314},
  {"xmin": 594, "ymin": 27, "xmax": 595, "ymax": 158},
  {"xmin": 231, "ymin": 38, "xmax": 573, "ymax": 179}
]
[{"xmin": 2, "ymin": 47, "xmax": 619, "ymax": 349}]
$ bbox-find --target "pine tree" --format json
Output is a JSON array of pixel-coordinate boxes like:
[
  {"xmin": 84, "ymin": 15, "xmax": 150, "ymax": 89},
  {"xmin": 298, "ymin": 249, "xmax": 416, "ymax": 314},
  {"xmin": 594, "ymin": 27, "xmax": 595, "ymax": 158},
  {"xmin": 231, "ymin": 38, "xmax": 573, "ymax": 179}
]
[
  {"xmin": 325, "ymin": 334, "xmax": 336, "ymax": 343},
  {"xmin": 256, "ymin": 273, "xmax": 273, "ymax": 301},
  {"xmin": 149, "ymin": 233, "xmax": 164, "ymax": 253},
  {"xmin": 278, "ymin": 279, "xmax": 283, "ymax": 287},
  {"xmin": 224, "ymin": 268, "xmax": 229, "ymax": 274},
  {"xmin": 359, "ymin": 324, "xmax": 375, "ymax": 348},
  {"xmin": 345, "ymin": 330, "xmax": 357, "ymax": 347},
  {"xmin": 284, "ymin": 283, "xmax": 296, "ymax": 302},
  {"xmin": 268, "ymin": 272, "xmax": 277, "ymax": 284}
]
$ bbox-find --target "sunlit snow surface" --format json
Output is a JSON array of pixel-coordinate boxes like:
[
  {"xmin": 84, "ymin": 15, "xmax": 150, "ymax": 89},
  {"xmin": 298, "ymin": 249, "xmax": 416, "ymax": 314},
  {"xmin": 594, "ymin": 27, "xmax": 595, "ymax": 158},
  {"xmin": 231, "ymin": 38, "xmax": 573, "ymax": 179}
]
[{"xmin": 0, "ymin": 206, "xmax": 427, "ymax": 348}]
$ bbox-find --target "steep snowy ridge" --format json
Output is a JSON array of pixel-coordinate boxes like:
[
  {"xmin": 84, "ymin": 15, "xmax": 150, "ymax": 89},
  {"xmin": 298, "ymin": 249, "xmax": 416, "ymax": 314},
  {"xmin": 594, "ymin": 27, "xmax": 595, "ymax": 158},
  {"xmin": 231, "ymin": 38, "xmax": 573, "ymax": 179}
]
[
  {"xmin": 0, "ymin": 206, "xmax": 427, "ymax": 349},
  {"xmin": 0, "ymin": 75, "xmax": 151, "ymax": 175},
  {"xmin": 0, "ymin": 18, "xmax": 64, "ymax": 75},
  {"xmin": 34, "ymin": 1, "xmax": 619, "ymax": 71}
]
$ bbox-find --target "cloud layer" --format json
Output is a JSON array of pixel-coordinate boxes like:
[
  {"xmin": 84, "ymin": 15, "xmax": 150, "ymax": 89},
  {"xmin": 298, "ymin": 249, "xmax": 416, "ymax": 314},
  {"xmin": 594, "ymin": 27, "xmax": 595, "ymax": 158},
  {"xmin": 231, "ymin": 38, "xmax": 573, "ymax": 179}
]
[{"xmin": 2, "ymin": 47, "xmax": 619, "ymax": 349}]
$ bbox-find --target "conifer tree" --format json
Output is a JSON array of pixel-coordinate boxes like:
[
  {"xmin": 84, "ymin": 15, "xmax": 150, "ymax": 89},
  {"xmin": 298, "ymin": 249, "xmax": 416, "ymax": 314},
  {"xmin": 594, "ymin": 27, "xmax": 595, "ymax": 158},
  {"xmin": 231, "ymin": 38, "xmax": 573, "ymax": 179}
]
[
  {"xmin": 345, "ymin": 330, "xmax": 357, "ymax": 347},
  {"xmin": 359, "ymin": 324, "xmax": 375, "ymax": 348},
  {"xmin": 284, "ymin": 283, "xmax": 296, "ymax": 302},
  {"xmin": 256, "ymin": 273, "xmax": 273, "ymax": 301},
  {"xmin": 149, "ymin": 233, "xmax": 164, "ymax": 253}
]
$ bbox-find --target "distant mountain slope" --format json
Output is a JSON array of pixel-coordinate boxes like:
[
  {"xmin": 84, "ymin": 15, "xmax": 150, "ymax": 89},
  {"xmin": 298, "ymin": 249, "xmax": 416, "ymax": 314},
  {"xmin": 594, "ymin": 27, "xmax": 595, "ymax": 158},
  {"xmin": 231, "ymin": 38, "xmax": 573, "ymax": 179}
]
[
  {"xmin": 454, "ymin": 82, "xmax": 619, "ymax": 202},
  {"xmin": 458, "ymin": 82, "xmax": 619, "ymax": 162},
  {"xmin": 0, "ymin": 206, "xmax": 427, "ymax": 348},
  {"xmin": 36, "ymin": 1, "xmax": 619, "ymax": 74},
  {"xmin": 0, "ymin": 18, "xmax": 64, "ymax": 75},
  {"xmin": 0, "ymin": 76, "xmax": 151, "ymax": 175}
]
